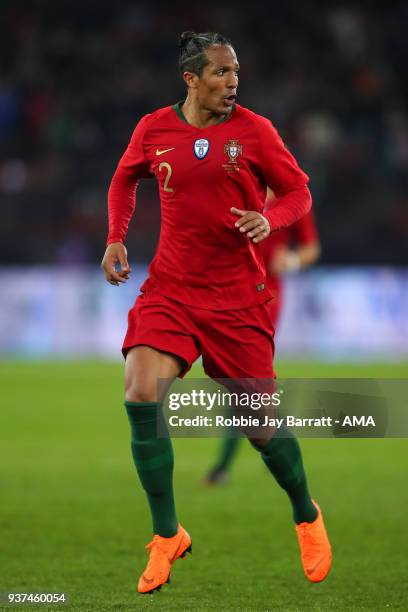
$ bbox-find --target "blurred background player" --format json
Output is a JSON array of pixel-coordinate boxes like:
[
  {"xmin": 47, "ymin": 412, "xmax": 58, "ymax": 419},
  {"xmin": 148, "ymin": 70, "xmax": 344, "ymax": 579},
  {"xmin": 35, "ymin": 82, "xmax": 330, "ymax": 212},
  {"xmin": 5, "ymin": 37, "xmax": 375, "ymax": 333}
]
[{"xmin": 204, "ymin": 200, "xmax": 320, "ymax": 486}]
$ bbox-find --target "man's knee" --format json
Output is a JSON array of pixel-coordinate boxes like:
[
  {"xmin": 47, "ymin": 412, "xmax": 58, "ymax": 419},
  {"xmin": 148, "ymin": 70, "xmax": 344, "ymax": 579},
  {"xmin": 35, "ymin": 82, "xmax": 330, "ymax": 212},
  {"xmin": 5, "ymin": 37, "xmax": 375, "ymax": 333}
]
[
  {"xmin": 248, "ymin": 435, "xmax": 270, "ymax": 450},
  {"xmin": 247, "ymin": 428, "xmax": 278, "ymax": 450},
  {"xmin": 124, "ymin": 348, "xmax": 161, "ymax": 402},
  {"xmin": 125, "ymin": 378, "xmax": 158, "ymax": 403},
  {"xmin": 124, "ymin": 345, "xmax": 181, "ymax": 403}
]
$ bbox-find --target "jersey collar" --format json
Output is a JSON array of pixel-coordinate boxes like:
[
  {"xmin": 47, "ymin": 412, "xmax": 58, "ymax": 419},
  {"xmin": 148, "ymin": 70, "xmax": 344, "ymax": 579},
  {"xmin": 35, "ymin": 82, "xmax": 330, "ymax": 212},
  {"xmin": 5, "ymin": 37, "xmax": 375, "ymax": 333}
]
[{"xmin": 172, "ymin": 101, "xmax": 235, "ymax": 127}]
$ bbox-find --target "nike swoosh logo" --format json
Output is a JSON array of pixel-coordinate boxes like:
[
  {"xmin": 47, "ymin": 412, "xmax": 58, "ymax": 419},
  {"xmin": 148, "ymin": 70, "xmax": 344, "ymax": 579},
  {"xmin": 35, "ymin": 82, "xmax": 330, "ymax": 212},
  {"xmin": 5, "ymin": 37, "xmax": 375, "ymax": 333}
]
[
  {"xmin": 142, "ymin": 575, "xmax": 154, "ymax": 584},
  {"xmin": 306, "ymin": 556, "xmax": 326, "ymax": 576},
  {"xmin": 156, "ymin": 147, "xmax": 175, "ymax": 156}
]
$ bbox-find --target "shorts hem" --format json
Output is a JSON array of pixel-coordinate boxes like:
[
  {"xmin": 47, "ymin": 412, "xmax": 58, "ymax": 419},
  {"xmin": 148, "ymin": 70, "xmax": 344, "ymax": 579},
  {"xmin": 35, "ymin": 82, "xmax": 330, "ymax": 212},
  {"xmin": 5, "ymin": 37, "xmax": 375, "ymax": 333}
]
[{"xmin": 121, "ymin": 342, "xmax": 193, "ymax": 378}]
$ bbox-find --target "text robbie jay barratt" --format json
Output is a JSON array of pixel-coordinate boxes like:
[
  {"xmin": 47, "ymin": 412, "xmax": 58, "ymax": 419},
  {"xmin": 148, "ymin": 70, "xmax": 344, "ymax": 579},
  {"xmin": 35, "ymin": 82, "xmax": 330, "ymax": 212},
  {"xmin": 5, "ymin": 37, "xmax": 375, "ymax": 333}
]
[{"xmin": 167, "ymin": 415, "xmax": 377, "ymax": 428}]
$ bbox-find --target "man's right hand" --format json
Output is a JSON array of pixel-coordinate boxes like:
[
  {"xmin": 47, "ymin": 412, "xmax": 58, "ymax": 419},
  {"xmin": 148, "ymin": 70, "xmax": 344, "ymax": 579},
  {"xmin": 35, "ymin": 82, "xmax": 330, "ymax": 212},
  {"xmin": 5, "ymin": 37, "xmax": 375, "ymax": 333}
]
[{"xmin": 101, "ymin": 242, "xmax": 131, "ymax": 286}]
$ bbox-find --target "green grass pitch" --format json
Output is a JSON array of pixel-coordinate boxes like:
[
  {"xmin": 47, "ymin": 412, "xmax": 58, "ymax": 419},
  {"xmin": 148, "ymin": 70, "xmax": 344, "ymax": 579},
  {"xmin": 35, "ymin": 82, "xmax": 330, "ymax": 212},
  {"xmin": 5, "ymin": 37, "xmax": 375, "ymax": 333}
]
[{"xmin": 1, "ymin": 360, "xmax": 408, "ymax": 611}]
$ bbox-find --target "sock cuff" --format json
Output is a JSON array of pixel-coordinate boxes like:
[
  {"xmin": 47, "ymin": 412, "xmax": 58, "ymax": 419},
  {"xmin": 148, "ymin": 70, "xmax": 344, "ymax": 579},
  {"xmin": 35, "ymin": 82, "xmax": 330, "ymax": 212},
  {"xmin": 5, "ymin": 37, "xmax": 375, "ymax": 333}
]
[
  {"xmin": 134, "ymin": 447, "xmax": 174, "ymax": 471},
  {"xmin": 125, "ymin": 401, "xmax": 163, "ymax": 424},
  {"xmin": 256, "ymin": 426, "xmax": 295, "ymax": 455}
]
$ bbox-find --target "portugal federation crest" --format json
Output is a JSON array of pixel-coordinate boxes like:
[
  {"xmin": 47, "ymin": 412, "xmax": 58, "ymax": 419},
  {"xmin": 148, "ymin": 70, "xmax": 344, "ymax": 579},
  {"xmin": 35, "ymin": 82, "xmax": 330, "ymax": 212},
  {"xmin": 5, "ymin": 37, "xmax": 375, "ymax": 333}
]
[
  {"xmin": 224, "ymin": 139, "xmax": 242, "ymax": 163},
  {"xmin": 194, "ymin": 138, "xmax": 210, "ymax": 159}
]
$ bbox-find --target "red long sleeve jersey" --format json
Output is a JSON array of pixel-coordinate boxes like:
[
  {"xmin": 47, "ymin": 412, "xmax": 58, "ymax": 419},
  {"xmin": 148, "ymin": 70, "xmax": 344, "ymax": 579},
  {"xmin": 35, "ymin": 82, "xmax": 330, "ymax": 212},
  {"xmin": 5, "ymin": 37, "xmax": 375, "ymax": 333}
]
[{"xmin": 107, "ymin": 102, "xmax": 312, "ymax": 310}]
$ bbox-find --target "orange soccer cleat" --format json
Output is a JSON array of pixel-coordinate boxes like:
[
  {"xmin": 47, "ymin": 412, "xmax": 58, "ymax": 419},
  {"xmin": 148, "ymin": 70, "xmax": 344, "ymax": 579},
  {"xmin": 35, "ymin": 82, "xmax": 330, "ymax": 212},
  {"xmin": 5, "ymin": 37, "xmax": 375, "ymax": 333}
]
[
  {"xmin": 137, "ymin": 524, "xmax": 192, "ymax": 594},
  {"xmin": 295, "ymin": 500, "xmax": 332, "ymax": 583},
  {"xmin": 202, "ymin": 467, "xmax": 230, "ymax": 487}
]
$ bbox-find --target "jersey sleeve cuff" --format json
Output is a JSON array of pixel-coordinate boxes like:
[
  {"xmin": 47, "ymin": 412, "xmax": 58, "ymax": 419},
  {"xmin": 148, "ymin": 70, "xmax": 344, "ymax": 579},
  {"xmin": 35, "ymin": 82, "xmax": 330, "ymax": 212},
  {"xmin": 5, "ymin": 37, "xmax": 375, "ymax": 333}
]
[
  {"xmin": 262, "ymin": 210, "xmax": 282, "ymax": 232},
  {"xmin": 106, "ymin": 237, "xmax": 124, "ymax": 246}
]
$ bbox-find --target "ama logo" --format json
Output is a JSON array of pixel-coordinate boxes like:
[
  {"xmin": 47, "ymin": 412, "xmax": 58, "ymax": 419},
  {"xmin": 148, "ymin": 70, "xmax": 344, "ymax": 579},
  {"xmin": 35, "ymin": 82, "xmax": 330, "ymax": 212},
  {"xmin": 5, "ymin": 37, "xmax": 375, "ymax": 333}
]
[
  {"xmin": 342, "ymin": 415, "xmax": 376, "ymax": 427},
  {"xmin": 194, "ymin": 138, "xmax": 209, "ymax": 159}
]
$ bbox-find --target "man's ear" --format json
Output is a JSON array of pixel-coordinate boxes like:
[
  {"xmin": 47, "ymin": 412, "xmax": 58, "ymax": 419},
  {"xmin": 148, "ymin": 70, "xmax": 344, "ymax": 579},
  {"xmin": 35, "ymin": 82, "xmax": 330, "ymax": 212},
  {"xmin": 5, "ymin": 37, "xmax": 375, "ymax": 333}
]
[{"xmin": 183, "ymin": 71, "xmax": 199, "ymax": 89}]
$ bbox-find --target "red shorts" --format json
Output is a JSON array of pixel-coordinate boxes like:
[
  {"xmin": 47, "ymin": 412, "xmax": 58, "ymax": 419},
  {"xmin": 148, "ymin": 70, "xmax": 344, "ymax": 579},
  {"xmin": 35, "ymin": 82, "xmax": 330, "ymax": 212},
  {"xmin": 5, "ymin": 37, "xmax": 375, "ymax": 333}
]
[
  {"xmin": 122, "ymin": 291, "xmax": 276, "ymax": 379},
  {"xmin": 268, "ymin": 279, "xmax": 283, "ymax": 328}
]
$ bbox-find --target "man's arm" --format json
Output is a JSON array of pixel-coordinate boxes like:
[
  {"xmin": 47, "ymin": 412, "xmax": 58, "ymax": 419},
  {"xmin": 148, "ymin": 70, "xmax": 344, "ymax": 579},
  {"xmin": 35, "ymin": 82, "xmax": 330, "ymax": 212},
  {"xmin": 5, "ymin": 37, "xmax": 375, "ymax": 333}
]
[
  {"xmin": 230, "ymin": 119, "xmax": 312, "ymax": 244},
  {"xmin": 258, "ymin": 117, "xmax": 312, "ymax": 232},
  {"xmin": 101, "ymin": 115, "xmax": 152, "ymax": 285},
  {"xmin": 263, "ymin": 186, "xmax": 312, "ymax": 232}
]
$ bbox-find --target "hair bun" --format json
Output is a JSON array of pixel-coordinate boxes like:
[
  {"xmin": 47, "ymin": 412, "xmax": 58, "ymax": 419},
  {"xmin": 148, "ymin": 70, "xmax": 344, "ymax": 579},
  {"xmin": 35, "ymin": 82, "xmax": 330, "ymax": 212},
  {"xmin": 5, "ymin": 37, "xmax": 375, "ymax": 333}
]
[{"xmin": 178, "ymin": 31, "xmax": 196, "ymax": 48}]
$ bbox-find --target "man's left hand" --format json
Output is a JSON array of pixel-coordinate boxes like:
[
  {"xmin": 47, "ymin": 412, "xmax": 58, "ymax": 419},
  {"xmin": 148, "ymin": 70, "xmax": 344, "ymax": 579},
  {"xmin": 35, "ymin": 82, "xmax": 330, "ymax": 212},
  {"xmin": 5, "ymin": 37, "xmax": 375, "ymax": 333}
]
[{"xmin": 231, "ymin": 207, "xmax": 270, "ymax": 243}]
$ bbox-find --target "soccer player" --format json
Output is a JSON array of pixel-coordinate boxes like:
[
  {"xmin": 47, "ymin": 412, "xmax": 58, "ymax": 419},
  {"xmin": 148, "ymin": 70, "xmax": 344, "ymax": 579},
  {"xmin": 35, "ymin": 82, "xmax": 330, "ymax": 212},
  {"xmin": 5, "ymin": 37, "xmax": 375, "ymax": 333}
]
[
  {"xmin": 101, "ymin": 31, "xmax": 332, "ymax": 594},
  {"xmin": 204, "ymin": 207, "xmax": 321, "ymax": 485}
]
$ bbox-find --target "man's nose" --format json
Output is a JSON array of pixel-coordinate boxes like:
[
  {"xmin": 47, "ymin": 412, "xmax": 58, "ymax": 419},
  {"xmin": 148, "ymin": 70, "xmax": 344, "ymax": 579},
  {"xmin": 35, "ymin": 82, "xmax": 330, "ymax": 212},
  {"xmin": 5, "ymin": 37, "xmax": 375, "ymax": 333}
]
[{"xmin": 227, "ymin": 74, "xmax": 238, "ymax": 88}]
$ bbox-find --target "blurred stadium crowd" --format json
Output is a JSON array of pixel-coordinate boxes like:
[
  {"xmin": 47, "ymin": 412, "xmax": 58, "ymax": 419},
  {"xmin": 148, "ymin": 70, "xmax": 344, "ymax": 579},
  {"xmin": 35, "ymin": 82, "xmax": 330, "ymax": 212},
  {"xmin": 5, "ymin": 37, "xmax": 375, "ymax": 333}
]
[{"xmin": 1, "ymin": 1, "xmax": 407, "ymax": 265}]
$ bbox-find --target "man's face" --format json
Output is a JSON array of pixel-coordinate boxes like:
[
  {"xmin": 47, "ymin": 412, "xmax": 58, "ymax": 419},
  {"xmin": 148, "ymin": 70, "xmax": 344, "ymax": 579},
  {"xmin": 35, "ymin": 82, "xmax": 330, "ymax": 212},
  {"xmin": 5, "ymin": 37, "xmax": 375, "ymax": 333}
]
[{"xmin": 187, "ymin": 45, "xmax": 239, "ymax": 115}]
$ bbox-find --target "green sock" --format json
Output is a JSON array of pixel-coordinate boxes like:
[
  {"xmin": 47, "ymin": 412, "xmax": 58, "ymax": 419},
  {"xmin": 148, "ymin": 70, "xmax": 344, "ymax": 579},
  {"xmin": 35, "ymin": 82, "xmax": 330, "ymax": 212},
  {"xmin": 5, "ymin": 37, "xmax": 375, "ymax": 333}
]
[
  {"xmin": 256, "ymin": 426, "xmax": 318, "ymax": 524},
  {"xmin": 125, "ymin": 401, "xmax": 178, "ymax": 537},
  {"xmin": 213, "ymin": 436, "xmax": 241, "ymax": 472}
]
